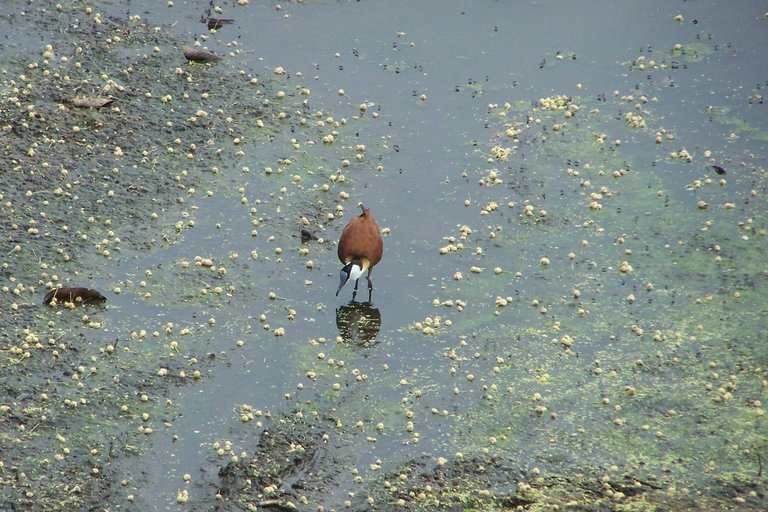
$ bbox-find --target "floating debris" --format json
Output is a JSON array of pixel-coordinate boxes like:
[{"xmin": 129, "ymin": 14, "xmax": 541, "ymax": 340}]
[
  {"xmin": 301, "ymin": 229, "xmax": 319, "ymax": 242},
  {"xmin": 712, "ymin": 164, "xmax": 726, "ymax": 175},
  {"xmin": 207, "ymin": 18, "xmax": 235, "ymax": 30},
  {"xmin": 43, "ymin": 287, "xmax": 106, "ymax": 306},
  {"xmin": 71, "ymin": 96, "xmax": 116, "ymax": 108},
  {"xmin": 182, "ymin": 45, "xmax": 221, "ymax": 63}
]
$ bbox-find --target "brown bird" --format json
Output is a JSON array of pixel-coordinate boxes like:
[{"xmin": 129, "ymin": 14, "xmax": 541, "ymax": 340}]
[
  {"xmin": 181, "ymin": 45, "xmax": 221, "ymax": 64},
  {"xmin": 336, "ymin": 203, "xmax": 383, "ymax": 297},
  {"xmin": 43, "ymin": 287, "xmax": 106, "ymax": 306}
]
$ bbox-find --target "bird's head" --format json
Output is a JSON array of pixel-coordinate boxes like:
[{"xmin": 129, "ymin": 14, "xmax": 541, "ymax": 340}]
[{"xmin": 336, "ymin": 259, "xmax": 363, "ymax": 296}]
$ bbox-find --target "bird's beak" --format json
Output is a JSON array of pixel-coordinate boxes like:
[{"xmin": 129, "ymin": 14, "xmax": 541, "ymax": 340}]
[{"xmin": 336, "ymin": 268, "xmax": 350, "ymax": 296}]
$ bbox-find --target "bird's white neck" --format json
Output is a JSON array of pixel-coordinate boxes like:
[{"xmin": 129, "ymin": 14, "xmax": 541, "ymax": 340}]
[{"xmin": 348, "ymin": 263, "xmax": 364, "ymax": 282}]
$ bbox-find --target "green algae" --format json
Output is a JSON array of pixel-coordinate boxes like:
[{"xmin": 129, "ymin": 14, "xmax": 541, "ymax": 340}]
[{"xmin": 342, "ymin": 63, "xmax": 766, "ymax": 510}]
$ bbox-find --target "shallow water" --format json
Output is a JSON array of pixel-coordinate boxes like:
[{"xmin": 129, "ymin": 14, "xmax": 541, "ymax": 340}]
[{"xmin": 1, "ymin": 0, "xmax": 766, "ymax": 510}]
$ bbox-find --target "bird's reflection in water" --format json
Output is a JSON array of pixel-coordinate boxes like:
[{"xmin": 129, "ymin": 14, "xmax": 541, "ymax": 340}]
[{"xmin": 336, "ymin": 301, "xmax": 382, "ymax": 345}]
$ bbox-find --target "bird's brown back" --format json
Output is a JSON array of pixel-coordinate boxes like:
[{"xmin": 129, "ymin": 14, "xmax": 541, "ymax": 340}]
[{"xmin": 338, "ymin": 209, "xmax": 383, "ymax": 267}]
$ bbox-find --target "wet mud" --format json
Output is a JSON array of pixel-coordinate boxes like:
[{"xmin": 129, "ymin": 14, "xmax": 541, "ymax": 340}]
[{"xmin": 0, "ymin": 5, "xmax": 268, "ymax": 510}]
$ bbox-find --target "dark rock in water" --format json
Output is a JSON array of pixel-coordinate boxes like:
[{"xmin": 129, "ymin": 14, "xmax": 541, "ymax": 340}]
[
  {"xmin": 182, "ymin": 45, "xmax": 221, "ymax": 63},
  {"xmin": 712, "ymin": 165, "xmax": 726, "ymax": 175},
  {"xmin": 43, "ymin": 287, "xmax": 107, "ymax": 306}
]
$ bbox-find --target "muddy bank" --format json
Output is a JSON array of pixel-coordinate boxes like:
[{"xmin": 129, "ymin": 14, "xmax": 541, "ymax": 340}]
[
  {"xmin": 214, "ymin": 415, "xmax": 766, "ymax": 511},
  {"xmin": 0, "ymin": 4, "xmax": 269, "ymax": 509}
]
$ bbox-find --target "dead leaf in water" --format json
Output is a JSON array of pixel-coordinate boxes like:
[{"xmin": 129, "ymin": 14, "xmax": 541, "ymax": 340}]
[
  {"xmin": 301, "ymin": 229, "xmax": 319, "ymax": 242},
  {"xmin": 712, "ymin": 165, "xmax": 726, "ymax": 175},
  {"xmin": 207, "ymin": 18, "xmax": 234, "ymax": 30}
]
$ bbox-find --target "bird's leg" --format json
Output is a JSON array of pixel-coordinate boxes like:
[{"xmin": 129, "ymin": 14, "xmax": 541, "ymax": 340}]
[{"xmin": 366, "ymin": 269, "xmax": 374, "ymax": 302}]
